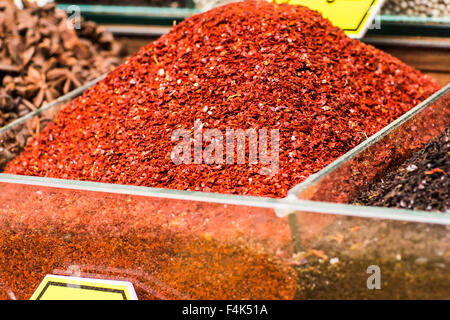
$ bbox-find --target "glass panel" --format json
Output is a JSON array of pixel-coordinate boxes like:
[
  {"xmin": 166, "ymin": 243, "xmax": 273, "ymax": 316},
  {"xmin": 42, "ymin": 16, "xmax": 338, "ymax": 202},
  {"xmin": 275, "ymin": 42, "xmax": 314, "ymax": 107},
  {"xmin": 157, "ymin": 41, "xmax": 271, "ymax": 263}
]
[
  {"xmin": 56, "ymin": 3, "xmax": 196, "ymax": 9},
  {"xmin": 288, "ymin": 210, "xmax": 449, "ymax": 299},
  {"xmin": 379, "ymin": 14, "xmax": 450, "ymax": 24},
  {"xmin": 0, "ymin": 181, "xmax": 448, "ymax": 299}
]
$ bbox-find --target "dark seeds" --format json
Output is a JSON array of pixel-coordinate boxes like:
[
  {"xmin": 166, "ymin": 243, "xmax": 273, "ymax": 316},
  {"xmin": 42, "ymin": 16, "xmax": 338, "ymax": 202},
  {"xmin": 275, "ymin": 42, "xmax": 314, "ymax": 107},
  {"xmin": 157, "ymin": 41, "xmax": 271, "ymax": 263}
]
[{"xmin": 356, "ymin": 128, "xmax": 449, "ymax": 212}]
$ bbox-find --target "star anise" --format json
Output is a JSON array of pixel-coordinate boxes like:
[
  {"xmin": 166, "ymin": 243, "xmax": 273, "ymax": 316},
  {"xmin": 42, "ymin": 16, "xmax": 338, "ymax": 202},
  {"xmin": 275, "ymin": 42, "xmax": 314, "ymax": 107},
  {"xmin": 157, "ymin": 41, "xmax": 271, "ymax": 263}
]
[{"xmin": 22, "ymin": 66, "xmax": 60, "ymax": 108}]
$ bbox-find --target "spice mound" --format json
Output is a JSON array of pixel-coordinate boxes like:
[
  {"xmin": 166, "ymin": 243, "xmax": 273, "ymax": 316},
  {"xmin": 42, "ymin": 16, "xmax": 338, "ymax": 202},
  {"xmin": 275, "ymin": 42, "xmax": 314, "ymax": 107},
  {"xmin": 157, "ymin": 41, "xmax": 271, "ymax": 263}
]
[
  {"xmin": 356, "ymin": 128, "xmax": 450, "ymax": 212},
  {"xmin": 5, "ymin": 1, "xmax": 440, "ymax": 197}
]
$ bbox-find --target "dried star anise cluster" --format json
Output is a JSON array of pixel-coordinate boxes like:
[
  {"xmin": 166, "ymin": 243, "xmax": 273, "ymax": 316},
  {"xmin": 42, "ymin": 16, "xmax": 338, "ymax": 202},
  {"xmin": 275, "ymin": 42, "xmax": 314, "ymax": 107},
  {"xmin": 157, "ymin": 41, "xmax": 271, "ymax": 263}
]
[{"xmin": 0, "ymin": 0, "xmax": 126, "ymax": 127}]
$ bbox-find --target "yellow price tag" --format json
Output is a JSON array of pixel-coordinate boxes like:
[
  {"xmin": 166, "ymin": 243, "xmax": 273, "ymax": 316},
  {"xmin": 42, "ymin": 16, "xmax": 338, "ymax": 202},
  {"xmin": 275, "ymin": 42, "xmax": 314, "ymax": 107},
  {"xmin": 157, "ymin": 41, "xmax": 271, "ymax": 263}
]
[
  {"xmin": 279, "ymin": 0, "xmax": 385, "ymax": 38},
  {"xmin": 31, "ymin": 275, "xmax": 138, "ymax": 300}
]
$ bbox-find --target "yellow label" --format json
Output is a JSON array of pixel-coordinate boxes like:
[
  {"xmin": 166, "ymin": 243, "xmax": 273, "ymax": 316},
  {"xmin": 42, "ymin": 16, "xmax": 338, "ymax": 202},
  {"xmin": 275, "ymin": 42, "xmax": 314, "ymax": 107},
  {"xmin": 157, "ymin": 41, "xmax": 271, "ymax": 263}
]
[
  {"xmin": 30, "ymin": 275, "xmax": 138, "ymax": 300},
  {"xmin": 279, "ymin": 0, "xmax": 385, "ymax": 38}
]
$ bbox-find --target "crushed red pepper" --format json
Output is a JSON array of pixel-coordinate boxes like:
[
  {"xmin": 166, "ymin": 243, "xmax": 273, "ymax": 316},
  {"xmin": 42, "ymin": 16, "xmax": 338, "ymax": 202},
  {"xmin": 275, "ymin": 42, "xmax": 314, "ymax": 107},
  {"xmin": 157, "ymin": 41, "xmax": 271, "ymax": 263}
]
[{"xmin": 4, "ymin": 1, "xmax": 440, "ymax": 197}]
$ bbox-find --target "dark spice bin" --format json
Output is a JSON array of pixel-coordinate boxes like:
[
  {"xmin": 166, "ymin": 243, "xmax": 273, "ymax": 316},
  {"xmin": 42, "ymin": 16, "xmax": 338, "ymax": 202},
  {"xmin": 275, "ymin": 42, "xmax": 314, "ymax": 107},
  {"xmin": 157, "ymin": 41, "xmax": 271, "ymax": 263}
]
[{"xmin": 0, "ymin": 79, "xmax": 449, "ymax": 299}]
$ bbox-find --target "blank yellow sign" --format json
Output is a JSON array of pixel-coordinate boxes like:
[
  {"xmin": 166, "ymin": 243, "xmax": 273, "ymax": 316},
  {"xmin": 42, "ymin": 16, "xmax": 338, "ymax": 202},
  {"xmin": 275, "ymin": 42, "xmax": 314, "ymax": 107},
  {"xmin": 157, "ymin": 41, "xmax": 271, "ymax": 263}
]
[
  {"xmin": 279, "ymin": 0, "xmax": 385, "ymax": 38},
  {"xmin": 31, "ymin": 275, "xmax": 138, "ymax": 300}
]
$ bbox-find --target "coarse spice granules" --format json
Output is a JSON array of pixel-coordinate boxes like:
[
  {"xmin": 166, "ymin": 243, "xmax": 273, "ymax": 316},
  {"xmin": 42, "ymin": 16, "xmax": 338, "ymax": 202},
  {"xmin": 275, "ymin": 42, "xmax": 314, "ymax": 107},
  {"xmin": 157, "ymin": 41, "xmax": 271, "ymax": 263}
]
[
  {"xmin": 356, "ymin": 127, "xmax": 450, "ymax": 212},
  {"xmin": 4, "ymin": 1, "xmax": 440, "ymax": 197},
  {"xmin": 293, "ymin": 92, "xmax": 450, "ymax": 205}
]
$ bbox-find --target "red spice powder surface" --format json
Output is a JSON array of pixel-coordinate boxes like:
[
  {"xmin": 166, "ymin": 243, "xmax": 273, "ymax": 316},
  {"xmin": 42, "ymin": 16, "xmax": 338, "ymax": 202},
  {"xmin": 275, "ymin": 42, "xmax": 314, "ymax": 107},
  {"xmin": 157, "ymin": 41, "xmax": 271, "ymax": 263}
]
[
  {"xmin": 0, "ymin": 183, "xmax": 297, "ymax": 299},
  {"xmin": 4, "ymin": 1, "xmax": 441, "ymax": 197}
]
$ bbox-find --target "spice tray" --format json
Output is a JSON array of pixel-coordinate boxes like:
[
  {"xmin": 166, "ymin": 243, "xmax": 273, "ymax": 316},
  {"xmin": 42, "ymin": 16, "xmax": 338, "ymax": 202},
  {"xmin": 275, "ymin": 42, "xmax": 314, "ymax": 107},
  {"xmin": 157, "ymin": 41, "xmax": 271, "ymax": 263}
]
[
  {"xmin": 57, "ymin": 4, "xmax": 199, "ymax": 25},
  {"xmin": 367, "ymin": 14, "xmax": 450, "ymax": 37},
  {"xmin": 0, "ymin": 81, "xmax": 449, "ymax": 299}
]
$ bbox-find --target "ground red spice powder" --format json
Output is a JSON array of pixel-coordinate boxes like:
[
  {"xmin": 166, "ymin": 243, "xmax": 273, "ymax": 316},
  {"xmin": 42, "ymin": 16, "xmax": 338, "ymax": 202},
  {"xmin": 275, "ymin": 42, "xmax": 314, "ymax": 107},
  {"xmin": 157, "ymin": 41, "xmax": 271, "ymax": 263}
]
[
  {"xmin": 0, "ymin": 183, "xmax": 297, "ymax": 299},
  {"xmin": 4, "ymin": 1, "xmax": 440, "ymax": 197}
]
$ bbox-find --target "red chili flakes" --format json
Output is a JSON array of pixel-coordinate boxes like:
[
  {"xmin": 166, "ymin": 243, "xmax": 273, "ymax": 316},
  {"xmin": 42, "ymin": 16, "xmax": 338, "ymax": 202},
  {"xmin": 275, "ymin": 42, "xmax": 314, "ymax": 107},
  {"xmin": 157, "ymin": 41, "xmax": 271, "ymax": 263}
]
[
  {"xmin": 424, "ymin": 168, "xmax": 446, "ymax": 175},
  {"xmin": 4, "ymin": 1, "xmax": 441, "ymax": 198}
]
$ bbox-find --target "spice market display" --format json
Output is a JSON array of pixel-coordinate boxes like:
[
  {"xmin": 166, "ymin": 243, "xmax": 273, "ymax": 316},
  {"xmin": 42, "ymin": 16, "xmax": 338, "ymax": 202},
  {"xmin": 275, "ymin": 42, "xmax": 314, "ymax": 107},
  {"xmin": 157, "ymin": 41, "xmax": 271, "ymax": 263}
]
[
  {"xmin": 0, "ymin": 0, "xmax": 449, "ymax": 302},
  {"xmin": 356, "ymin": 127, "xmax": 450, "ymax": 212}
]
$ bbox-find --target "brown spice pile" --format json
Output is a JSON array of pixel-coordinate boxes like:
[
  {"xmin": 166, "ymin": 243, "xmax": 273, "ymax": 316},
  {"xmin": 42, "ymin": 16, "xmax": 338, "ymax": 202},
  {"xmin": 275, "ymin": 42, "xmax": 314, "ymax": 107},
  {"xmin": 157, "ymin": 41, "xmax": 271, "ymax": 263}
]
[
  {"xmin": 0, "ymin": 0, "xmax": 125, "ymax": 127},
  {"xmin": 5, "ymin": 1, "xmax": 440, "ymax": 197}
]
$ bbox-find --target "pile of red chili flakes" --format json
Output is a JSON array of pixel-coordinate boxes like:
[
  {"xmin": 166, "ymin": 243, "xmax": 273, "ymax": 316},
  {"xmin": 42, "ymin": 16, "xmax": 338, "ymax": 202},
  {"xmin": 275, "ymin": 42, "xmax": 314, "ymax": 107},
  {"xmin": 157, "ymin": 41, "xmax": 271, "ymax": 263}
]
[{"xmin": 5, "ymin": 1, "xmax": 440, "ymax": 197}]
